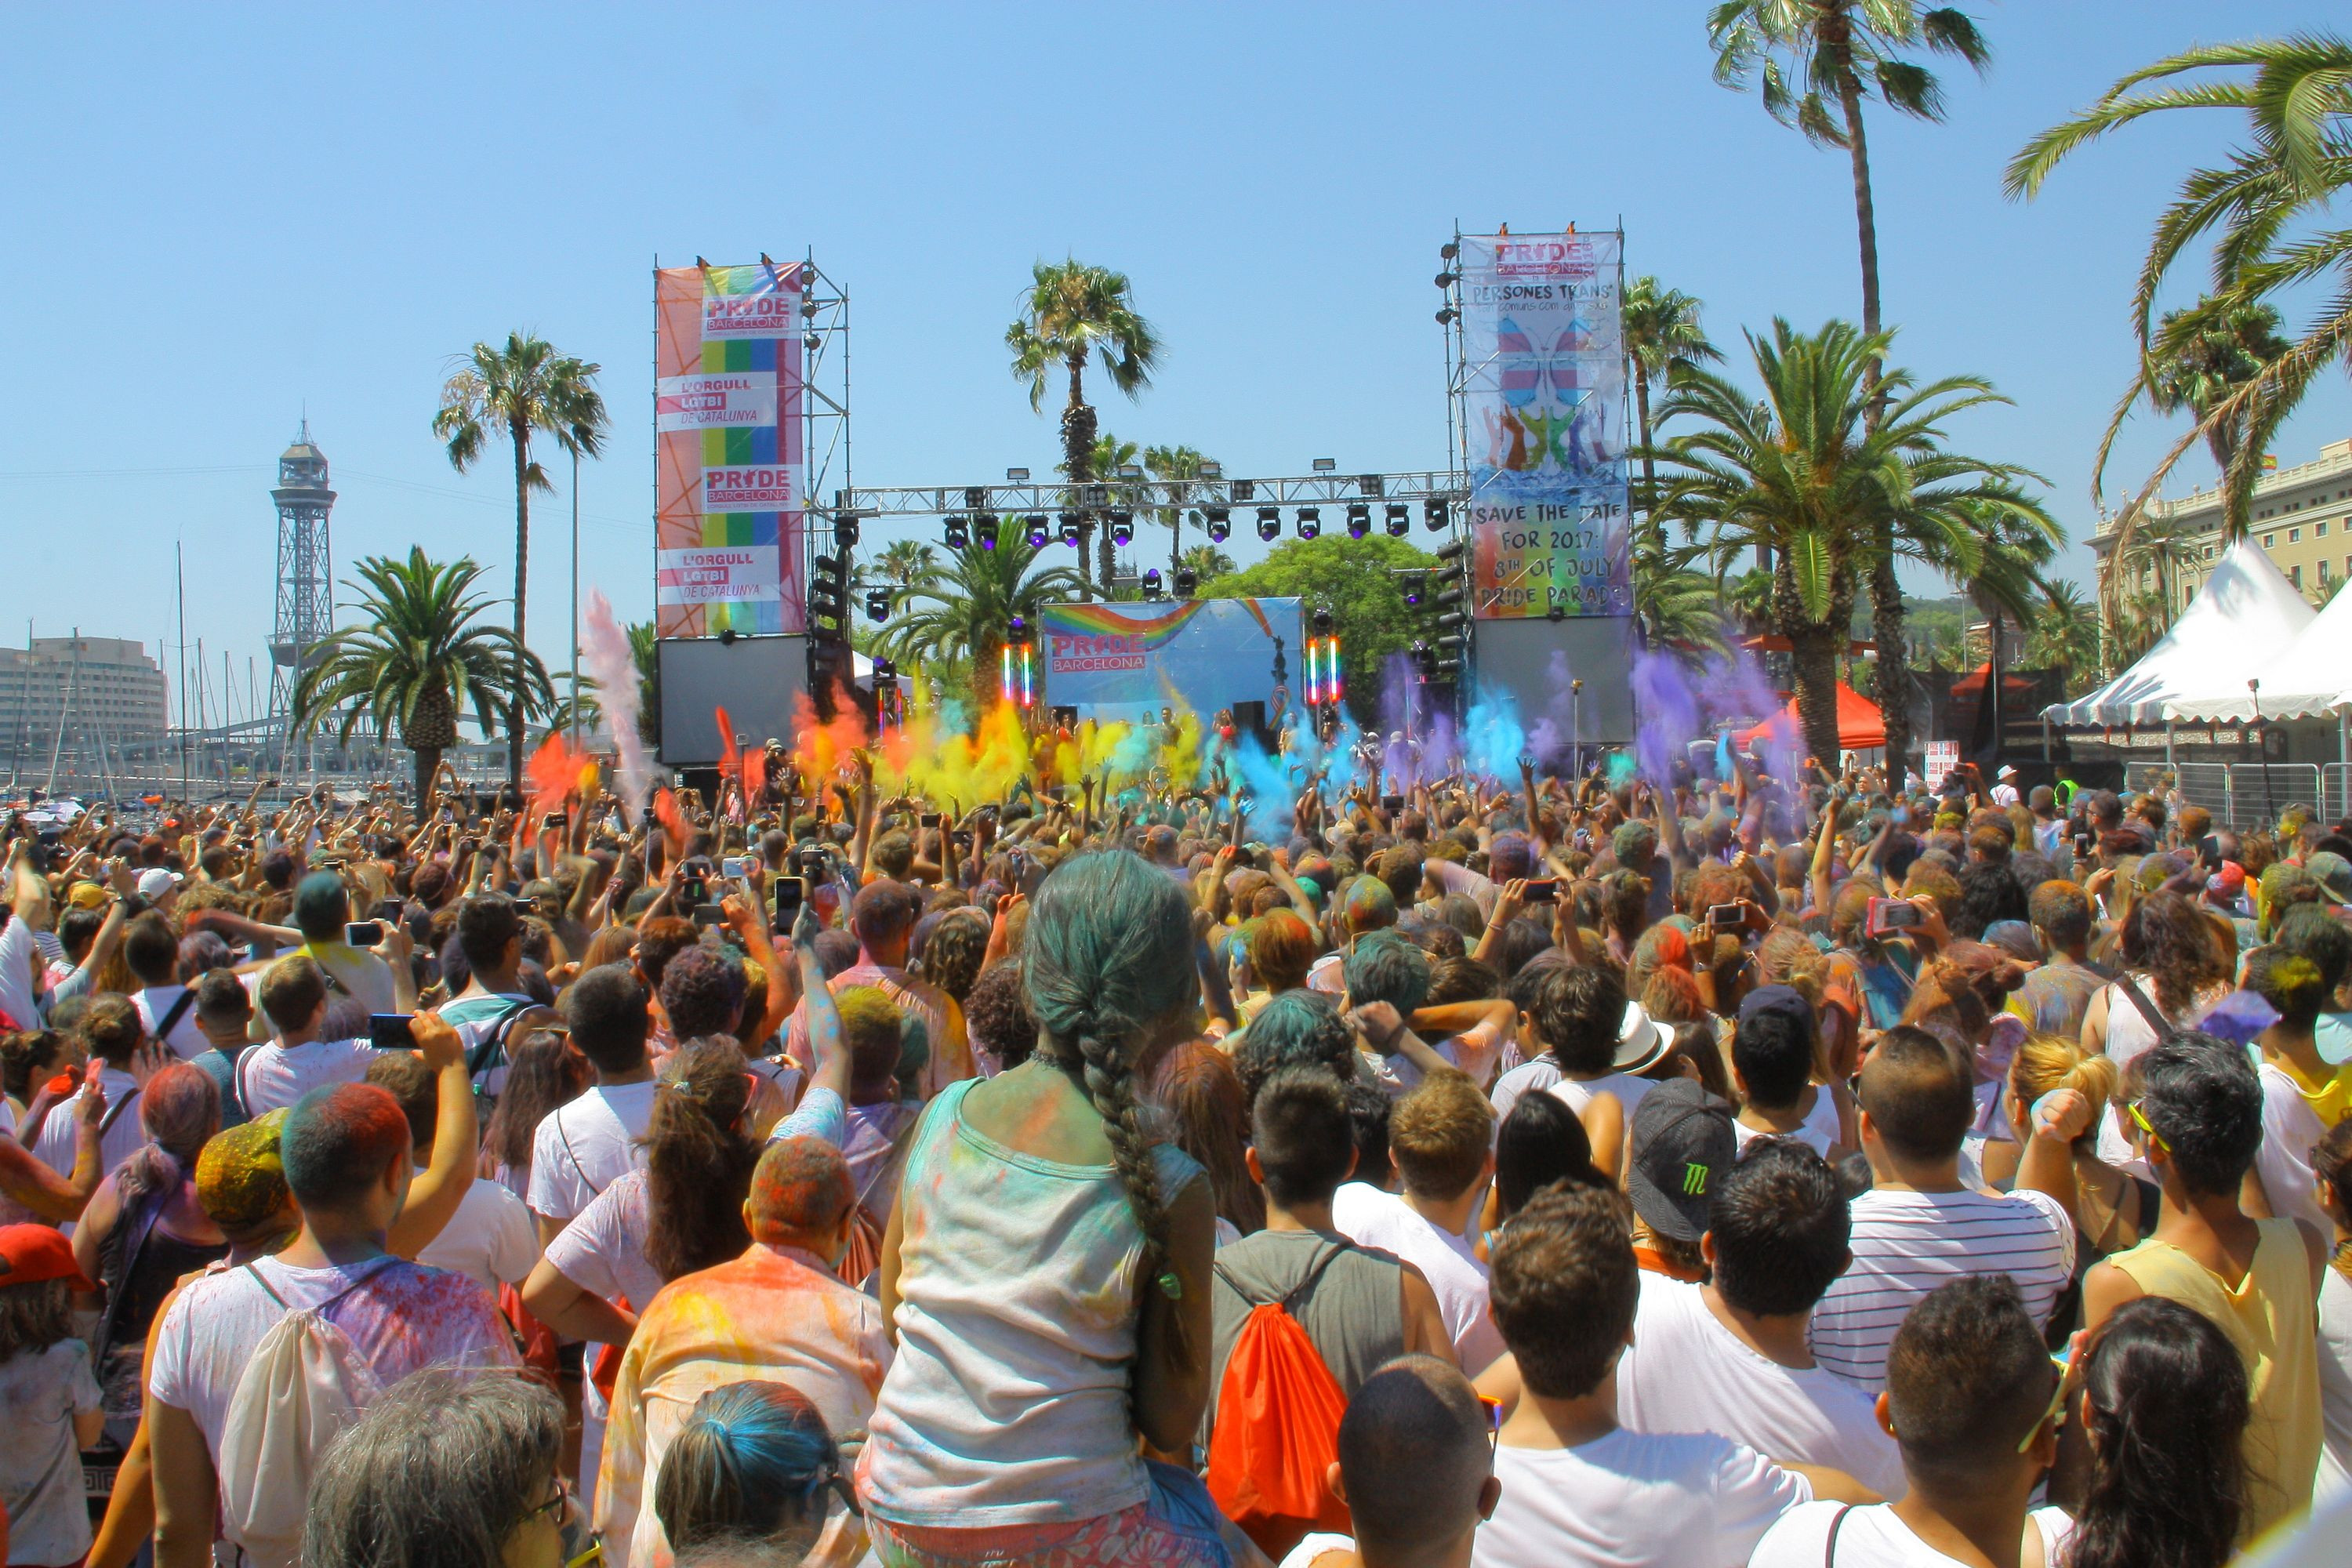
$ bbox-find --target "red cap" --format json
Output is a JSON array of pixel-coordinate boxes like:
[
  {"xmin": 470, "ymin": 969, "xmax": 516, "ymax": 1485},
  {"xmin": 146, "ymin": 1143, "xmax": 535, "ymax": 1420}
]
[{"xmin": 0, "ymin": 1225, "xmax": 98, "ymax": 1291}]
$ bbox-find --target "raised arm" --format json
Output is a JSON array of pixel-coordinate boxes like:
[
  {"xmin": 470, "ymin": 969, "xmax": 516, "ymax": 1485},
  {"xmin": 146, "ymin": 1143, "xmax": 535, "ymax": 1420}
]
[{"xmin": 386, "ymin": 1011, "xmax": 477, "ymax": 1258}]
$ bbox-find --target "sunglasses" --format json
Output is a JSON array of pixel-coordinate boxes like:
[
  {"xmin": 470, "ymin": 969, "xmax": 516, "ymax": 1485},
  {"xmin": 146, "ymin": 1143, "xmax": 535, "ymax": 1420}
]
[
  {"xmin": 2128, "ymin": 1102, "xmax": 2169, "ymax": 1155},
  {"xmin": 2016, "ymin": 1366, "xmax": 2070, "ymax": 1455}
]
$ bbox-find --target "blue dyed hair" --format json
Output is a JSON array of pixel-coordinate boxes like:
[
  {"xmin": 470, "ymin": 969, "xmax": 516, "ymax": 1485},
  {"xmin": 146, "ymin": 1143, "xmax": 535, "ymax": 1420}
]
[
  {"xmin": 291, "ymin": 872, "xmax": 350, "ymax": 942},
  {"xmin": 1344, "ymin": 931, "xmax": 1432, "ymax": 1015},
  {"xmin": 653, "ymin": 1381, "xmax": 838, "ymax": 1552}
]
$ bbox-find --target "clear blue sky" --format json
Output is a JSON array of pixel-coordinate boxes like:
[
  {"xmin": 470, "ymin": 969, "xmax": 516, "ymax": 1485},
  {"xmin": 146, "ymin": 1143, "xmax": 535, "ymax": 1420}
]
[{"xmin": 2, "ymin": 2, "xmax": 2345, "ymax": 720}]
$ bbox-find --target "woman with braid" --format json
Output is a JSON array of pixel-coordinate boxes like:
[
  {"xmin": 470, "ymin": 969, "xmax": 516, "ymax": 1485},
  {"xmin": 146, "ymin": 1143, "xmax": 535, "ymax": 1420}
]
[{"xmin": 860, "ymin": 851, "xmax": 1243, "ymax": 1568}]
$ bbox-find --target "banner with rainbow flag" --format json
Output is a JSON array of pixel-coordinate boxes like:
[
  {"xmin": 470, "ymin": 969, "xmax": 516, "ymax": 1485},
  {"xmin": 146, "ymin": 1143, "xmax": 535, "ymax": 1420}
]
[
  {"xmin": 1039, "ymin": 597, "xmax": 1301, "ymax": 721},
  {"xmin": 653, "ymin": 260, "xmax": 805, "ymax": 637}
]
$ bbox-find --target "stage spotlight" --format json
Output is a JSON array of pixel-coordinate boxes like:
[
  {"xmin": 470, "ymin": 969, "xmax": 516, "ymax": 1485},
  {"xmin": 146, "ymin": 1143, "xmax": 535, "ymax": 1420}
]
[
  {"xmin": 975, "ymin": 515, "xmax": 1000, "ymax": 551},
  {"xmin": 1345, "ymin": 503, "xmax": 1370, "ymax": 539},
  {"xmin": 1297, "ymin": 507, "xmax": 1321, "ymax": 540},
  {"xmin": 1109, "ymin": 511, "xmax": 1134, "ymax": 547},
  {"xmin": 1435, "ymin": 307, "xmax": 1458, "ymax": 326},
  {"xmin": 1257, "ymin": 506, "xmax": 1281, "ymax": 542},
  {"xmin": 833, "ymin": 515, "xmax": 860, "ymax": 548},
  {"xmin": 1174, "ymin": 568, "xmax": 1197, "ymax": 599},
  {"xmin": 1058, "ymin": 512, "xmax": 1083, "ymax": 546},
  {"xmin": 1024, "ymin": 513, "xmax": 1050, "ymax": 546},
  {"xmin": 1142, "ymin": 568, "xmax": 1164, "ymax": 599},
  {"xmin": 1205, "ymin": 507, "xmax": 1231, "ymax": 543},
  {"xmin": 944, "ymin": 515, "xmax": 969, "ymax": 549},
  {"xmin": 1385, "ymin": 503, "xmax": 1410, "ymax": 537},
  {"xmin": 1440, "ymin": 241, "xmax": 1459, "ymax": 260},
  {"xmin": 1424, "ymin": 497, "xmax": 1452, "ymax": 532},
  {"xmin": 1435, "ymin": 270, "xmax": 1459, "ymax": 289},
  {"xmin": 1401, "ymin": 570, "xmax": 1427, "ymax": 607},
  {"xmin": 865, "ymin": 589, "xmax": 891, "ymax": 623}
]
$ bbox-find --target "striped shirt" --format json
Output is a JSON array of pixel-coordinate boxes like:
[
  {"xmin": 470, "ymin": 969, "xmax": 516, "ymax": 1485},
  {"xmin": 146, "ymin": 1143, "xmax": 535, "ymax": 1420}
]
[{"xmin": 1808, "ymin": 1187, "xmax": 2074, "ymax": 1392}]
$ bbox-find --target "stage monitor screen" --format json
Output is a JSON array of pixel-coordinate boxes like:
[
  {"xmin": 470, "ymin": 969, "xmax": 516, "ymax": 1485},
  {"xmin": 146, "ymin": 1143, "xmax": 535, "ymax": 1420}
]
[
  {"xmin": 1038, "ymin": 598, "xmax": 1302, "ymax": 724},
  {"xmin": 656, "ymin": 633, "xmax": 808, "ymax": 766}
]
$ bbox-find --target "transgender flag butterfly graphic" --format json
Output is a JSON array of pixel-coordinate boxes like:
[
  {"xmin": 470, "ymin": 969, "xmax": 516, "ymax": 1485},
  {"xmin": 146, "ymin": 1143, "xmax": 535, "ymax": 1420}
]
[{"xmin": 1496, "ymin": 314, "xmax": 1600, "ymax": 409}]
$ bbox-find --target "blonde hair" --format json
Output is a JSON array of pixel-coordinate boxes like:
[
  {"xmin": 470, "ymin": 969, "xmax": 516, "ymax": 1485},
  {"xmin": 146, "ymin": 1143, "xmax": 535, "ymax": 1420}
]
[{"xmin": 2009, "ymin": 1032, "xmax": 2121, "ymax": 1142}]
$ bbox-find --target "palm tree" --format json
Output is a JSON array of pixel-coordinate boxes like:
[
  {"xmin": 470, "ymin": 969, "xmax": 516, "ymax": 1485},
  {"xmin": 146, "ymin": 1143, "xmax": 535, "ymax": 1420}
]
[
  {"xmin": 1007, "ymin": 260, "xmax": 1162, "ymax": 597},
  {"xmin": 875, "ymin": 539, "xmax": 938, "ymax": 590},
  {"xmin": 1631, "ymin": 518, "xmax": 1733, "ymax": 662},
  {"xmin": 1648, "ymin": 318, "xmax": 2053, "ymax": 767},
  {"xmin": 1180, "ymin": 541, "xmax": 1240, "ymax": 580},
  {"xmin": 292, "ymin": 548, "xmax": 552, "ymax": 804},
  {"xmin": 432, "ymin": 333, "xmax": 609, "ymax": 786},
  {"xmin": 880, "ymin": 535, "xmax": 1089, "ymax": 712},
  {"xmin": 1709, "ymin": 1, "xmax": 1993, "ymax": 785},
  {"xmin": 1142, "ymin": 443, "xmax": 1218, "ymax": 575},
  {"xmin": 2020, "ymin": 580, "xmax": 2103, "ymax": 680},
  {"xmin": 2117, "ymin": 506, "xmax": 2206, "ymax": 621},
  {"xmin": 2006, "ymin": 36, "xmax": 2352, "ymax": 563},
  {"xmin": 1621, "ymin": 277, "xmax": 1721, "ymax": 517},
  {"xmin": 2146, "ymin": 297, "xmax": 2292, "ymax": 472}
]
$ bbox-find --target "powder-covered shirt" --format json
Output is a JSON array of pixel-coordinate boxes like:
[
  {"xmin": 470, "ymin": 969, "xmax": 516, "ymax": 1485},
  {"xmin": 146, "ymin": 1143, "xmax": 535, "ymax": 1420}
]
[
  {"xmin": 0, "ymin": 1338, "xmax": 103, "ymax": 1566},
  {"xmin": 146, "ymin": 1253, "xmax": 516, "ymax": 1465},
  {"xmin": 861, "ymin": 1079, "xmax": 1206, "ymax": 1527},
  {"xmin": 597, "ymin": 1243, "xmax": 891, "ymax": 1568},
  {"xmin": 785, "ymin": 962, "xmax": 974, "ymax": 1098}
]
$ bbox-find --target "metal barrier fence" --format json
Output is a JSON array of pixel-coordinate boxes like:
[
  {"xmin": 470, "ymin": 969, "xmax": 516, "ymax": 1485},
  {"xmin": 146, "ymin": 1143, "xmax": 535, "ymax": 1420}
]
[{"xmin": 2167, "ymin": 760, "xmax": 2325, "ymax": 829}]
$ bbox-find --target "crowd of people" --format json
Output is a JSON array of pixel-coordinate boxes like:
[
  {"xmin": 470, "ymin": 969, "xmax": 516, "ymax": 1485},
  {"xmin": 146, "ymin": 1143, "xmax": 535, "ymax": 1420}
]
[{"xmin": 0, "ymin": 742, "xmax": 2348, "ymax": 1568}]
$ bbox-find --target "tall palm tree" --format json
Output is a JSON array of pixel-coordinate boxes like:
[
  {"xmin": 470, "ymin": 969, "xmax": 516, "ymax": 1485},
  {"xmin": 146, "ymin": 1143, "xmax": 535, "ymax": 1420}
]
[
  {"xmin": 875, "ymin": 539, "xmax": 938, "ymax": 590},
  {"xmin": 2146, "ymin": 297, "xmax": 2292, "ymax": 473},
  {"xmin": 1648, "ymin": 318, "xmax": 2053, "ymax": 766},
  {"xmin": 1621, "ymin": 277, "xmax": 1721, "ymax": 517},
  {"xmin": 1631, "ymin": 518, "xmax": 1734, "ymax": 662},
  {"xmin": 1709, "ymin": 0, "xmax": 1993, "ymax": 784},
  {"xmin": 880, "ymin": 535, "xmax": 1089, "ymax": 712},
  {"xmin": 2020, "ymin": 580, "xmax": 2103, "ymax": 680},
  {"xmin": 2007, "ymin": 36, "xmax": 2352, "ymax": 565},
  {"xmin": 292, "ymin": 547, "xmax": 552, "ymax": 804},
  {"xmin": 1007, "ymin": 260, "xmax": 1162, "ymax": 597},
  {"xmin": 2117, "ymin": 508, "xmax": 2205, "ymax": 621},
  {"xmin": 432, "ymin": 332, "xmax": 609, "ymax": 786},
  {"xmin": 1181, "ymin": 541, "xmax": 1240, "ymax": 581},
  {"xmin": 1944, "ymin": 493, "xmax": 2060, "ymax": 743},
  {"xmin": 1142, "ymin": 443, "xmax": 1218, "ymax": 576}
]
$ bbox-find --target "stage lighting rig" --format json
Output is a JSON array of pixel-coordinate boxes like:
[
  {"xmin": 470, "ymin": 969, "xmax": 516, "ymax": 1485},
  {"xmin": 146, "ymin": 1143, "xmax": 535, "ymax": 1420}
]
[
  {"xmin": 1174, "ymin": 567, "xmax": 1197, "ymax": 599},
  {"xmin": 943, "ymin": 515, "xmax": 969, "ymax": 549},
  {"xmin": 974, "ymin": 514, "xmax": 1000, "ymax": 551},
  {"xmin": 1025, "ymin": 514, "xmax": 1050, "ymax": 546},
  {"xmin": 1257, "ymin": 506, "xmax": 1281, "ymax": 543},
  {"xmin": 1385, "ymin": 503, "xmax": 1410, "ymax": 537},
  {"xmin": 1436, "ymin": 307, "xmax": 1458, "ymax": 326},
  {"xmin": 1058, "ymin": 513, "xmax": 1083, "ymax": 546},
  {"xmin": 1204, "ymin": 507, "xmax": 1231, "ymax": 543},
  {"xmin": 833, "ymin": 514, "xmax": 860, "ymax": 549},
  {"xmin": 1399, "ymin": 570, "xmax": 1427, "ymax": 607},
  {"xmin": 1345, "ymin": 503, "xmax": 1370, "ymax": 539},
  {"xmin": 1297, "ymin": 507, "xmax": 1321, "ymax": 540},
  {"xmin": 1424, "ymin": 497, "xmax": 1452, "ymax": 532},
  {"xmin": 1142, "ymin": 568, "xmax": 1164, "ymax": 599},
  {"xmin": 865, "ymin": 589, "xmax": 890, "ymax": 623},
  {"xmin": 1109, "ymin": 512, "xmax": 1135, "ymax": 547}
]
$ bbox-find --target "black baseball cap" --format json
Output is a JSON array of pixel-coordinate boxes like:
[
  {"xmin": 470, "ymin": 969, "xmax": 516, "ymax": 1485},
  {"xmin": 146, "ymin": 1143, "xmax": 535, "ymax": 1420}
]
[{"xmin": 1627, "ymin": 1079, "xmax": 1738, "ymax": 1244}]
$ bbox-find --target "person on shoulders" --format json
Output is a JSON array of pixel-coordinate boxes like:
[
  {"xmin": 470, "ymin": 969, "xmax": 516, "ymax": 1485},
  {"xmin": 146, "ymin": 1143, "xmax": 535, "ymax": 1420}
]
[
  {"xmin": 1749, "ymin": 1276, "xmax": 2075, "ymax": 1568},
  {"xmin": 1279, "ymin": 1353, "xmax": 1499, "ymax": 1568},
  {"xmin": 1809, "ymin": 1025, "xmax": 2080, "ymax": 1394},
  {"xmin": 1617, "ymin": 1138, "xmax": 1904, "ymax": 1499},
  {"xmin": 2079, "ymin": 1030, "xmax": 2327, "ymax": 1538},
  {"xmin": 1472, "ymin": 1182, "xmax": 1825, "ymax": 1568},
  {"xmin": 232, "ymin": 956, "xmax": 378, "ymax": 1120},
  {"xmin": 1332, "ymin": 1069, "xmax": 1503, "ymax": 1374}
]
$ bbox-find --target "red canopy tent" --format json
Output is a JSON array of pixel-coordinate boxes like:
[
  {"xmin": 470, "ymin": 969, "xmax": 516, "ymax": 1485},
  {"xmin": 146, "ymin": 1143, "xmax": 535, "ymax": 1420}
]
[{"xmin": 1738, "ymin": 681, "xmax": 1886, "ymax": 750}]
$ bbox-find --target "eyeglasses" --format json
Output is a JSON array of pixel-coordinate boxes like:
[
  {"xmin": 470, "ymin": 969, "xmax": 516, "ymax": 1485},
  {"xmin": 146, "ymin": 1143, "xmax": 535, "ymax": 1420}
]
[
  {"xmin": 1478, "ymin": 1394, "xmax": 1504, "ymax": 1457},
  {"xmin": 527, "ymin": 1477, "xmax": 572, "ymax": 1525},
  {"xmin": 2016, "ymin": 1371, "xmax": 2070, "ymax": 1454}
]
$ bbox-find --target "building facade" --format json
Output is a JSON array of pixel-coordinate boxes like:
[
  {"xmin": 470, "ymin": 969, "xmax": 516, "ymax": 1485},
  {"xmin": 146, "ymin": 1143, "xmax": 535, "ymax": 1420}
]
[
  {"xmin": 0, "ymin": 637, "xmax": 170, "ymax": 774},
  {"xmin": 2096, "ymin": 436, "xmax": 2352, "ymax": 616}
]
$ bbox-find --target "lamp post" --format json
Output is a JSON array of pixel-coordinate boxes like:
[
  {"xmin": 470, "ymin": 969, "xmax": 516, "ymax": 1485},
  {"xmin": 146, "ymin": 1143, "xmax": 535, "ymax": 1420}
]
[
  {"xmin": 1570, "ymin": 679, "xmax": 1585, "ymax": 777},
  {"xmin": 2249, "ymin": 677, "xmax": 2277, "ymax": 828},
  {"xmin": 568, "ymin": 447, "xmax": 580, "ymax": 747}
]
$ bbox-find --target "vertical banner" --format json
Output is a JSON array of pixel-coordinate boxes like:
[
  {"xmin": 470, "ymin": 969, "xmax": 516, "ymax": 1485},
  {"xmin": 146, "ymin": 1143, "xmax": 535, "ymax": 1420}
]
[
  {"xmin": 654, "ymin": 261, "xmax": 805, "ymax": 637},
  {"xmin": 1460, "ymin": 232, "xmax": 1631, "ymax": 618}
]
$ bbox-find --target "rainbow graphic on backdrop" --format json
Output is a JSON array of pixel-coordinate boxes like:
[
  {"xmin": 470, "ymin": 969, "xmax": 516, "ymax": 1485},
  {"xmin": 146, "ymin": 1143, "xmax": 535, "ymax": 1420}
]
[{"xmin": 1037, "ymin": 598, "xmax": 1299, "ymax": 720}]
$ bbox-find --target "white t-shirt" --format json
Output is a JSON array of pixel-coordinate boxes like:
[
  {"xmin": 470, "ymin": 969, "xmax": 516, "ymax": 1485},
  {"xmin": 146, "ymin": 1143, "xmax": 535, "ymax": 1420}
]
[
  {"xmin": 2318, "ymin": 1263, "xmax": 2352, "ymax": 1502},
  {"xmin": 1809, "ymin": 1188, "xmax": 2074, "ymax": 1392},
  {"xmin": 541, "ymin": 1169, "xmax": 664, "ymax": 1518},
  {"xmin": 1331, "ymin": 1181, "xmax": 1504, "ymax": 1374},
  {"xmin": 1471, "ymin": 1428, "xmax": 1809, "ymax": 1568},
  {"xmin": 2254, "ymin": 1062, "xmax": 2336, "ymax": 1235},
  {"xmin": 1549, "ymin": 1073, "xmax": 1656, "ymax": 1121},
  {"xmin": 1490, "ymin": 1057, "xmax": 1563, "ymax": 1122},
  {"xmin": 1749, "ymin": 1501, "xmax": 2075, "ymax": 1567},
  {"xmin": 416, "ymin": 1169, "xmax": 541, "ymax": 1294},
  {"xmin": 1279, "ymin": 1533, "xmax": 1356, "ymax": 1568},
  {"xmin": 133, "ymin": 984, "xmax": 211, "ymax": 1060},
  {"xmin": 0, "ymin": 914, "xmax": 43, "ymax": 1031},
  {"xmin": 1617, "ymin": 1273, "xmax": 1905, "ymax": 1500},
  {"xmin": 1732, "ymin": 1088, "xmax": 1843, "ymax": 1159},
  {"xmin": 527, "ymin": 1080, "xmax": 658, "ymax": 1224},
  {"xmin": 33, "ymin": 1065, "xmax": 146, "ymax": 1182},
  {"xmin": 146, "ymin": 1253, "xmax": 516, "ymax": 1465},
  {"xmin": 236, "ymin": 1035, "xmax": 377, "ymax": 1118}
]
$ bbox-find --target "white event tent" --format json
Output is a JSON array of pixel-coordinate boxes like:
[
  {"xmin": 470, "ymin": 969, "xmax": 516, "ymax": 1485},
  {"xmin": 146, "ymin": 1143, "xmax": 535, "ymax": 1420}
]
[
  {"xmin": 2169, "ymin": 555, "xmax": 2352, "ymax": 722},
  {"xmin": 2043, "ymin": 538, "xmax": 2316, "ymax": 727}
]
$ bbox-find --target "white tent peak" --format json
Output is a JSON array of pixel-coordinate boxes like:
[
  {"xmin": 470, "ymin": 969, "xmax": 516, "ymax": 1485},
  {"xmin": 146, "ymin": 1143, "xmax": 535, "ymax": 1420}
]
[
  {"xmin": 2169, "ymin": 561, "xmax": 2352, "ymax": 722},
  {"xmin": 2044, "ymin": 537, "xmax": 2315, "ymax": 727}
]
